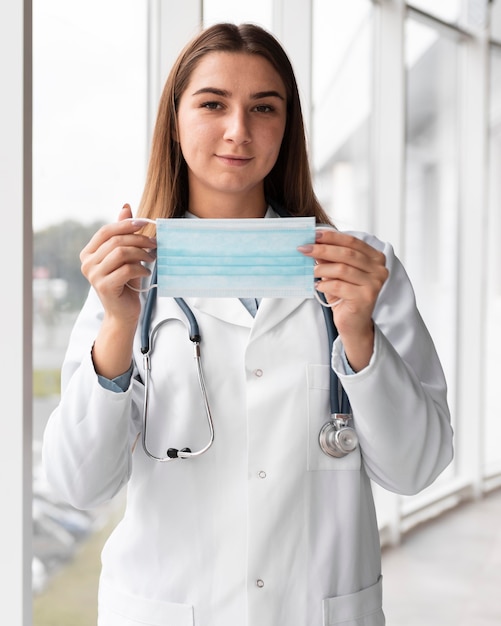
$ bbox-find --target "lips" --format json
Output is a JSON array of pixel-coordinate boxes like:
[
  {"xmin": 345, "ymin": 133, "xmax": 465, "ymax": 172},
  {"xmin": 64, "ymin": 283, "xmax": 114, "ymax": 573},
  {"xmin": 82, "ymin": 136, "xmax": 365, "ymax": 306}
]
[{"xmin": 216, "ymin": 154, "xmax": 253, "ymax": 166}]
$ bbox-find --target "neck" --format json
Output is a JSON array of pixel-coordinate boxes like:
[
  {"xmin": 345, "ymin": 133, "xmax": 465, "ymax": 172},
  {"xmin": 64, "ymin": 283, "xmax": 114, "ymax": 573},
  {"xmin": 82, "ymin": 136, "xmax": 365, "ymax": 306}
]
[{"xmin": 188, "ymin": 188, "xmax": 267, "ymax": 219}]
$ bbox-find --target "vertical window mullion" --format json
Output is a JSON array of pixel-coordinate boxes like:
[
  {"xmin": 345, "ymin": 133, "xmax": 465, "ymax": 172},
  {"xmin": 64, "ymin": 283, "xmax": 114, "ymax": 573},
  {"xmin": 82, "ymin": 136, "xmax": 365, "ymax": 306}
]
[
  {"xmin": 456, "ymin": 30, "xmax": 490, "ymax": 496},
  {"xmin": 0, "ymin": 0, "xmax": 33, "ymax": 624},
  {"xmin": 147, "ymin": 0, "xmax": 203, "ymax": 142},
  {"xmin": 272, "ymin": 0, "xmax": 313, "ymax": 138},
  {"xmin": 372, "ymin": 0, "xmax": 406, "ymax": 253}
]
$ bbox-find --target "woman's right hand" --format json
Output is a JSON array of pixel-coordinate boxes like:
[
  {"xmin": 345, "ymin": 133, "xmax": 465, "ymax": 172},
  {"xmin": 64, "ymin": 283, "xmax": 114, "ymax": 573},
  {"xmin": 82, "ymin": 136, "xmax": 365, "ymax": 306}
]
[
  {"xmin": 80, "ymin": 204, "xmax": 157, "ymax": 379},
  {"xmin": 80, "ymin": 204, "xmax": 156, "ymax": 327}
]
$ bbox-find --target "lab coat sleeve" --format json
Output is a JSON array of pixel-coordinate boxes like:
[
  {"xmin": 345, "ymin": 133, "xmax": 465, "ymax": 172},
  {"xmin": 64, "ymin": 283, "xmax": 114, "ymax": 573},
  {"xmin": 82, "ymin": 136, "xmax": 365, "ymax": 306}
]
[
  {"xmin": 332, "ymin": 237, "xmax": 453, "ymax": 496},
  {"xmin": 42, "ymin": 288, "xmax": 143, "ymax": 510}
]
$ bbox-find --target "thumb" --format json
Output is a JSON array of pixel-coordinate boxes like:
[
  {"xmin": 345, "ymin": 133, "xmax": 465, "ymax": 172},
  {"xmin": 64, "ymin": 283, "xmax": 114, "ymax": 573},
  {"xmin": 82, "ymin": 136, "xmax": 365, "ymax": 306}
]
[{"xmin": 119, "ymin": 203, "xmax": 133, "ymax": 221}]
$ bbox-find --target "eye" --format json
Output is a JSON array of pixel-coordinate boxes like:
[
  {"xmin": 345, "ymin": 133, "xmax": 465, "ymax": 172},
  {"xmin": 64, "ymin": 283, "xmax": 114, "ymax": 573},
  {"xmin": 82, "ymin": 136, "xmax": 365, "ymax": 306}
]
[
  {"xmin": 253, "ymin": 104, "xmax": 275, "ymax": 113},
  {"xmin": 201, "ymin": 101, "xmax": 223, "ymax": 110}
]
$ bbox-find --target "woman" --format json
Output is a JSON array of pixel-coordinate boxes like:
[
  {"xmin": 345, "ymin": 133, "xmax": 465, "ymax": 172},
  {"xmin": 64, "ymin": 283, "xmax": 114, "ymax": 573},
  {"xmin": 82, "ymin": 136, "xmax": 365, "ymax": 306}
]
[{"xmin": 43, "ymin": 23, "xmax": 453, "ymax": 626}]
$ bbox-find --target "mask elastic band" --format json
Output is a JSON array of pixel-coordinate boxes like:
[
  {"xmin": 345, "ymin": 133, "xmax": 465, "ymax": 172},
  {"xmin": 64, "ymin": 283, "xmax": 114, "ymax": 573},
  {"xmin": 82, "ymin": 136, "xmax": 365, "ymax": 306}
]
[{"xmin": 314, "ymin": 289, "xmax": 342, "ymax": 308}]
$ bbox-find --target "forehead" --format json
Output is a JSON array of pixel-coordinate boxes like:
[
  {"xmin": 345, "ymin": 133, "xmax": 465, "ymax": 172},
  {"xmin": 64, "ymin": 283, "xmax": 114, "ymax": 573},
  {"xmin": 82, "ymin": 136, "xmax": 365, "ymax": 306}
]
[{"xmin": 185, "ymin": 51, "xmax": 286, "ymax": 95}]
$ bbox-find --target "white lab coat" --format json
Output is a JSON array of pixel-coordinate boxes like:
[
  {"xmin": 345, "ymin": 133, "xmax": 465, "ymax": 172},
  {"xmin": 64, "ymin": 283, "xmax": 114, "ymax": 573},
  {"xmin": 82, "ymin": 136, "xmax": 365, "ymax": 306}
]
[{"xmin": 42, "ymin": 231, "xmax": 453, "ymax": 626}]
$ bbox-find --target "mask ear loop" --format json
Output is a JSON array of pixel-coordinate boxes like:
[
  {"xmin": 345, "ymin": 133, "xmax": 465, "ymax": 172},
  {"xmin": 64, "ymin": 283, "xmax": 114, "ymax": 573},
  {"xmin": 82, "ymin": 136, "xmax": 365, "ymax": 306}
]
[
  {"xmin": 126, "ymin": 282, "xmax": 158, "ymax": 294},
  {"xmin": 313, "ymin": 225, "xmax": 343, "ymax": 309},
  {"xmin": 123, "ymin": 217, "xmax": 158, "ymax": 293},
  {"xmin": 314, "ymin": 289, "xmax": 342, "ymax": 308}
]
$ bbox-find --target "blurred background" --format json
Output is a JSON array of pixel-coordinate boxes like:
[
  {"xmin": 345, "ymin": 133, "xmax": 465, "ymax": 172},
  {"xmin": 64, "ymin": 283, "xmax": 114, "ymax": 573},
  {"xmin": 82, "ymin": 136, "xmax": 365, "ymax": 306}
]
[{"xmin": 2, "ymin": 0, "xmax": 501, "ymax": 624}]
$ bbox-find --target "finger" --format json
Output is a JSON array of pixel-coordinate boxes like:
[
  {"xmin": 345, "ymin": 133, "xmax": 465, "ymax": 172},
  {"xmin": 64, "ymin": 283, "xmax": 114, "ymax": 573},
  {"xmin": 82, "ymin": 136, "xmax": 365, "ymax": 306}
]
[
  {"xmin": 311, "ymin": 244, "xmax": 380, "ymax": 274},
  {"xmin": 91, "ymin": 258, "xmax": 153, "ymax": 295},
  {"xmin": 83, "ymin": 258, "xmax": 154, "ymax": 299},
  {"xmin": 81, "ymin": 219, "xmax": 157, "ymax": 262},
  {"xmin": 315, "ymin": 260, "xmax": 388, "ymax": 303},
  {"xmin": 117, "ymin": 204, "xmax": 156, "ymax": 231},
  {"xmin": 302, "ymin": 230, "xmax": 386, "ymax": 270},
  {"xmin": 314, "ymin": 262, "xmax": 370, "ymax": 286},
  {"xmin": 82, "ymin": 241, "xmax": 156, "ymax": 281},
  {"xmin": 81, "ymin": 203, "xmax": 153, "ymax": 257},
  {"xmin": 314, "ymin": 278, "xmax": 344, "ymax": 303},
  {"xmin": 316, "ymin": 273, "xmax": 380, "ymax": 298},
  {"xmin": 120, "ymin": 203, "xmax": 133, "ymax": 221}
]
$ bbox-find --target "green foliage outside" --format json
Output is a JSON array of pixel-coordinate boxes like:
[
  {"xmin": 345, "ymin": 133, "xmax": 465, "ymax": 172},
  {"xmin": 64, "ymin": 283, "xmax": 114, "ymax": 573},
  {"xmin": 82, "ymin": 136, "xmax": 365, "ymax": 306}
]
[
  {"xmin": 34, "ymin": 220, "xmax": 105, "ymax": 311},
  {"xmin": 33, "ymin": 514, "xmax": 120, "ymax": 626},
  {"xmin": 33, "ymin": 524, "xmax": 105, "ymax": 626},
  {"xmin": 33, "ymin": 369, "xmax": 61, "ymax": 397},
  {"xmin": 33, "ymin": 220, "xmax": 109, "ymax": 624}
]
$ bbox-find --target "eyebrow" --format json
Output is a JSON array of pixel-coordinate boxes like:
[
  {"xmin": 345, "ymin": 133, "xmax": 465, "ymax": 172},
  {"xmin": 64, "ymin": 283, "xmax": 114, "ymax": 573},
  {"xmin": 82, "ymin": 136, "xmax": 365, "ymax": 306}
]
[{"xmin": 191, "ymin": 87, "xmax": 285, "ymax": 100}]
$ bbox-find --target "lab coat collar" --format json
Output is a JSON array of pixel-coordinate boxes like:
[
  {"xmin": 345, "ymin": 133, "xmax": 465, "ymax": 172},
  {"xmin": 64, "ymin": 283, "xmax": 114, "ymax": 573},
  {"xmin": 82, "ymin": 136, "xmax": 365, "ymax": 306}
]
[
  {"xmin": 188, "ymin": 298, "xmax": 254, "ymax": 328},
  {"xmin": 251, "ymin": 297, "xmax": 307, "ymax": 341},
  {"xmin": 187, "ymin": 296, "xmax": 308, "ymax": 339}
]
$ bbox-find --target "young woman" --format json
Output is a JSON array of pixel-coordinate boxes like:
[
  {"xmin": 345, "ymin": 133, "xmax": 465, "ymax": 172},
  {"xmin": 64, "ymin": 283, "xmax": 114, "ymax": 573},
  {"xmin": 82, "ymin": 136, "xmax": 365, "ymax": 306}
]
[{"xmin": 43, "ymin": 23, "xmax": 453, "ymax": 626}]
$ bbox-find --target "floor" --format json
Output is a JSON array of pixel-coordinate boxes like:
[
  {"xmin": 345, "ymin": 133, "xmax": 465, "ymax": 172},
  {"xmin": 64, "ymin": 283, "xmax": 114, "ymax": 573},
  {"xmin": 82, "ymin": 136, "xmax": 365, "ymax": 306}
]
[{"xmin": 381, "ymin": 488, "xmax": 501, "ymax": 625}]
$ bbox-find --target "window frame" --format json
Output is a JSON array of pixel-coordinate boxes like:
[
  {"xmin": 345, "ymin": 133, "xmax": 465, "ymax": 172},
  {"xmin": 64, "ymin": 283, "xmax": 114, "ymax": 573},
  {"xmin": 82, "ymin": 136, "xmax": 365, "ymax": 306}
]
[{"xmin": 1, "ymin": 1, "xmax": 33, "ymax": 624}]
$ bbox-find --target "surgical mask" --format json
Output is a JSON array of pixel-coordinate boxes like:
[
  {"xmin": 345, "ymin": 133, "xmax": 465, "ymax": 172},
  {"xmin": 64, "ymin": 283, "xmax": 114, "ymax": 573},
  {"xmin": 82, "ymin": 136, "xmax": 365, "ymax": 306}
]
[{"xmin": 155, "ymin": 217, "xmax": 316, "ymax": 298}]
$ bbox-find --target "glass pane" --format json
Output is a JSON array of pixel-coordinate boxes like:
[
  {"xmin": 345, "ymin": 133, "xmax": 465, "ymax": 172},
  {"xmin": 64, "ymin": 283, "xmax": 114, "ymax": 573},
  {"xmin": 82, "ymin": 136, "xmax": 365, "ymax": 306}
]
[
  {"xmin": 407, "ymin": 0, "xmax": 462, "ymax": 24},
  {"xmin": 484, "ymin": 47, "xmax": 501, "ymax": 476},
  {"xmin": 203, "ymin": 0, "xmax": 272, "ymax": 29},
  {"xmin": 311, "ymin": 0, "xmax": 373, "ymax": 231},
  {"xmin": 492, "ymin": 1, "xmax": 501, "ymax": 41},
  {"xmin": 32, "ymin": 0, "xmax": 147, "ymax": 620},
  {"xmin": 404, "ymin": 19, "xmax": 459, "ymax": 471}
]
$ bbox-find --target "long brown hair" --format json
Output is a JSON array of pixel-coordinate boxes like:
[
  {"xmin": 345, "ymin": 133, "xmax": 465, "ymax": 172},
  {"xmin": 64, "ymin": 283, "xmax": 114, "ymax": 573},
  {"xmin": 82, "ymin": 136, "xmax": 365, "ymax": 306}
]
[{"xmin": 137, "ymin": 23, "xmax": 332, "ymax": 226}]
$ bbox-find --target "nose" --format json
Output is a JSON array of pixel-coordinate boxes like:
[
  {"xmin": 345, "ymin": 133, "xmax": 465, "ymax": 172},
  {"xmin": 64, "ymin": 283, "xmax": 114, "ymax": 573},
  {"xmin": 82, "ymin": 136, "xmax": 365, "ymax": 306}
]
[{"xmin": 223, "ymin": 108, "xmax": 251, "ymax": 145}]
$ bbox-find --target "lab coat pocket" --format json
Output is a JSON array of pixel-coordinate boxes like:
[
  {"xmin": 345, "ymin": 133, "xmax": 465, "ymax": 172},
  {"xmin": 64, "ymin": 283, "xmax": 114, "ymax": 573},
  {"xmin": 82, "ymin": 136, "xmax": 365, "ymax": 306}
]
[
  {"xmin": 307, "ymin": 364, "xmax": 361, "ymax": 471},
  {"xmin": 98, "ymin": 580, "xmax": 194, "ymax": 626},
  {"xmin": 323, "ymin": 576, "xmax": 384, "ymax": 626}
]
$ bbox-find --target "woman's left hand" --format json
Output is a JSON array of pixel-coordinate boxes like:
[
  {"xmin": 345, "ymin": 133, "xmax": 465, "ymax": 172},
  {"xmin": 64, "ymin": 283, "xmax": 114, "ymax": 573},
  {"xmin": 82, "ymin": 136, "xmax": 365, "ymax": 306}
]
[{"xmin": 299, "ymin": 229, "xmax": 389, "ymax": 372}]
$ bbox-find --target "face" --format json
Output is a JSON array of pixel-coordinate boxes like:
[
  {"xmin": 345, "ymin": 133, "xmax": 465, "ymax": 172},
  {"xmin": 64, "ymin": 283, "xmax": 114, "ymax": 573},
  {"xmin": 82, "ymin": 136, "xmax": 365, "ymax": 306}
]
[{"xmin": 176, "ymin": 52, "xmax": 287, "ymax": 218}]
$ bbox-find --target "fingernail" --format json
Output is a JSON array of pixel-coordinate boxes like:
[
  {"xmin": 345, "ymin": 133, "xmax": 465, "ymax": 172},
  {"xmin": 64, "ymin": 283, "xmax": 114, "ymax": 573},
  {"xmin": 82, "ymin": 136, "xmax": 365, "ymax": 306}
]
[
  {"xmin": 297, "ymin": 244, "xmax": 314, "ymax": 253},
  {"xmin": 122, "ymin": 203, "xmax": 131, "ymax": 211},
  {"xmin": 315, "ymin": 231, "xmax": 324, "ymax": 241},
  {"xmin": 130, "ymin": 218, "xmax": 152, "ymax": 227}
]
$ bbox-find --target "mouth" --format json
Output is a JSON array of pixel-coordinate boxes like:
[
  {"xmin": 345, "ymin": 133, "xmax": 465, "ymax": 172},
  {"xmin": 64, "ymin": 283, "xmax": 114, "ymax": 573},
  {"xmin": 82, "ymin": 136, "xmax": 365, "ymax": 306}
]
[{"xmin": 216, "ymin": 154, "xmax": 253, "ymax": 166}]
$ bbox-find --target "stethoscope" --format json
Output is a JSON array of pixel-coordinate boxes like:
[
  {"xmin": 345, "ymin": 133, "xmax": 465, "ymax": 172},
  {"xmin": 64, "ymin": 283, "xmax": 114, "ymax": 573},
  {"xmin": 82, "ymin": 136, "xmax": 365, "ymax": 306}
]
[{"xmin": 139, "ymin": 266, "xmax": 359, "ymax": 463}]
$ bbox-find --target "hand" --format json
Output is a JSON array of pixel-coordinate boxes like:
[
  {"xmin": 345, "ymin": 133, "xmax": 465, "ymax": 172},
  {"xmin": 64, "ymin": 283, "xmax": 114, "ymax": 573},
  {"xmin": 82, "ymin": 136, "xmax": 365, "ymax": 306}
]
[
  {"xmin": 79, "ymin": 204, "xmax": 157, "ymax": 379},
  {"xmin": 80, "ymin": 204, "xmax": 157, "ymax": 329},
  {"xmin": 299, "ymin": 229, "xmax": 388, "ymax": 371}
]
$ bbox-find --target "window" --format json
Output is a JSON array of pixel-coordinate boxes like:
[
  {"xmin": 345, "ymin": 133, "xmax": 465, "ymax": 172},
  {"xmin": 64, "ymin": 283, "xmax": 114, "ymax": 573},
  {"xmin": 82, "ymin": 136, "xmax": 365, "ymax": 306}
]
[
  {"xmin": 407, "ymin": 0, "xmax": 462, "ymax": 25},
  {"xmin": 484, "ymin": 45, "xmax": 501, "ymax": 478},
  {"xmin": 403, "ymin": 17, "xmax": 460, "ymax": 437},
  {"xmin": 311, "ymin": 0, "xmax": 373, "ymax": 231},
  {"xmin": 32, "ymin": 0, "xmax": 147, "ymax": 620},
  {"xmin": 492, "ymin": 0, "xmax": 501, "ymax": 42}
]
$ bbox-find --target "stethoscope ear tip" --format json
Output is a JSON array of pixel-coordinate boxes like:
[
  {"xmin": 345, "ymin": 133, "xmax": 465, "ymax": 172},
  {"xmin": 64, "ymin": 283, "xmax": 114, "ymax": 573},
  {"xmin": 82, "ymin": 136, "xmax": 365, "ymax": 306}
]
[{"xmin": 167, "ymin": 447, "xmax": 192, "ymax": 459}]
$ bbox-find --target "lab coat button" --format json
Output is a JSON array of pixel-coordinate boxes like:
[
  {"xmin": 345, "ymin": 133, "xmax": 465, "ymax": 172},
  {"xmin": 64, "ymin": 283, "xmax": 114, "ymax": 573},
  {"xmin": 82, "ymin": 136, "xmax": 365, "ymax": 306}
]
[
  {"xmin": 258, "ymin": 471, "xmax": 267, "ymax": 479},
  {"xmin": 253, "ymin": 368, "xmax": 263, "ymax": 377},
  {"xmin": 256, "ymin": 579, "xmax": 264, "ymax": 588}
]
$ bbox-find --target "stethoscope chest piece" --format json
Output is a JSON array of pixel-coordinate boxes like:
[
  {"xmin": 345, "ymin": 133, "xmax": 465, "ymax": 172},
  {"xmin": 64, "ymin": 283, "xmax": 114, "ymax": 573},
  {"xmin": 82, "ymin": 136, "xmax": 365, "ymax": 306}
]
[{"xmin": 319, "ymin": 414, "xmax": 359, "ymax": 458}]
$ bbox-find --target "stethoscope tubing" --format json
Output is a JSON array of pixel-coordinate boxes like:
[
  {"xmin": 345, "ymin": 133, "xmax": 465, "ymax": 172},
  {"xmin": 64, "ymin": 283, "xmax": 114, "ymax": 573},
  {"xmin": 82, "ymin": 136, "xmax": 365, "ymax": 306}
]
[
  {"xmin": 141, "ymin": 312, "xmax": 215, "ymax": 462},
  {"xmin": 316, "ymin": 290, "xmax": 351, "ymax": 415}
]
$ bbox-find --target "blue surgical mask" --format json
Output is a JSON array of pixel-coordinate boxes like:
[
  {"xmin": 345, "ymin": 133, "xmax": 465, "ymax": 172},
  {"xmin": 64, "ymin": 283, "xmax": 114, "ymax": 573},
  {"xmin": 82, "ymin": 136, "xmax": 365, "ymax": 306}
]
[{"xmin": 155, "ymin": 217, "xmax": 316, "ymax": 298}]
